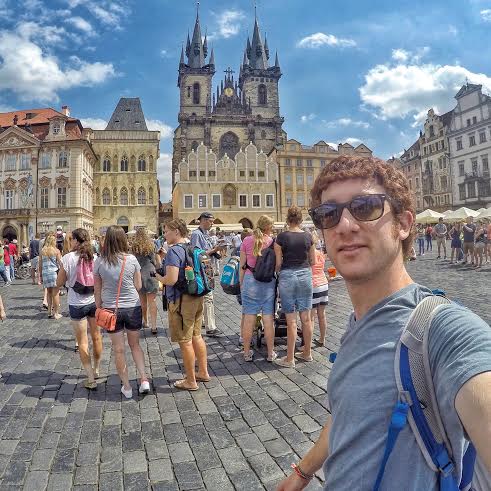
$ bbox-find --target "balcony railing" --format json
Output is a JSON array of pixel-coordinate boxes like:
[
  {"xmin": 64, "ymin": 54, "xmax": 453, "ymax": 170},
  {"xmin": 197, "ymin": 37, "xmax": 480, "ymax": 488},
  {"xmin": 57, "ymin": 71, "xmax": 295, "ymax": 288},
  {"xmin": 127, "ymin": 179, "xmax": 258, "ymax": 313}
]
[{"xmin": 0, "ymin": 208, "xmax": 31, "ymax": 217}]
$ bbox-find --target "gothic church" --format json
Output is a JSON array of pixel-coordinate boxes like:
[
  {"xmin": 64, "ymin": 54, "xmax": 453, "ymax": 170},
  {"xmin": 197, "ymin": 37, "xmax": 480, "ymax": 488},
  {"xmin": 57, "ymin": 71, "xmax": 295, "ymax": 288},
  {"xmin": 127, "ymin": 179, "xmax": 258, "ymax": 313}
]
[{"xmin": 172, "ymin": 7, "xmax": 285, "ymax": 183}]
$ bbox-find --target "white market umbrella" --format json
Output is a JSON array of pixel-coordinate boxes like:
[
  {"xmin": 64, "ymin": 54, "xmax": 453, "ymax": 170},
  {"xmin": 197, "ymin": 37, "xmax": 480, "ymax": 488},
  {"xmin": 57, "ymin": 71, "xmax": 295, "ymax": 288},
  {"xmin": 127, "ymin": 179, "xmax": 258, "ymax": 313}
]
[
  {"xmin": 442, "ymin": 210, "xmax": 453, "ymax": 218},
  {"xmin": 445, "ymin": 207, "xmax": 480, "ymax": 221},
  {"xmin": 415, "ymin": 209, "xmax": 444, "ymax": 224},
  {"xmin": 477, "ymin": 208, "xmax": 491, "ymax": 219},
  {"xmin": 477, "ymin": 208, "xmax": 487, "ymax": 213}
]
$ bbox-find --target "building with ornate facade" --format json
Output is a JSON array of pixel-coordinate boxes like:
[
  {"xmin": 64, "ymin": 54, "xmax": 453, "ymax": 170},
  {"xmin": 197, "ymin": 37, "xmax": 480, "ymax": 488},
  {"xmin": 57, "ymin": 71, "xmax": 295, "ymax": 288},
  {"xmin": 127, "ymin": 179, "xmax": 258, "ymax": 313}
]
[
  {"xmin": 275, "ymin": 139, "xmax": 372, "ymax": 219},
  {"xmin": 398, "ymin": 140, "xmax": 423, "ymax": 212},
  {"xmin": 0, "ymin": 107, "xmax": 96, "ymax": 243},
  {"xmin": 448, "ymin": 83, "xmax": 491, "ymax": 208},
  {"xmin": 419, "ymin": 108, "xmax": 453, "ymax": 212},
  {"xmin": 172, "ymin": 8, "xmax": 285, "ymax": 185},
  {"xmin": 173, "ymin": 142, "xmax": 278, "ymax": 227},
  {"xmin": 88, "ymin": 98, "xmax": 160, "ymax": 234}
]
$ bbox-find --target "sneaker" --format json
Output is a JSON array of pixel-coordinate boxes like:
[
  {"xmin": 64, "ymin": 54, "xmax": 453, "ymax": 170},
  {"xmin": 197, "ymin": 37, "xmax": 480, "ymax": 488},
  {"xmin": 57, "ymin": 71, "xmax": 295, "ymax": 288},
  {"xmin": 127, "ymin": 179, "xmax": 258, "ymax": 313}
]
[
  {"xmin": 274, "ymin": 356, "xmax": 295, "ymax": 368},
  {"xmin": 267, "ymin": 351, "xmax": 278, "ymax": 362},
  {"xmin": 206, "ymin": 328, "xmax": 220, "ymax": 337},
  {"xmin": 139, "ymin": 380, "xmax": 150, "ymax": 394},
  {"xmin": 121, "ymin": 386, "xmax": 132, "ymax": 399},
  {"xmin": 244, "ymin": 350, "xmax": 254, "ymax": 362},
  {"xmin": 437, "ymin": 256, "xmax": 441, "ymax": 259},
  {"xmin": 238, "ymin": 336, "xmax": 243, "ymax": 347},
  {"xmin": 5, "ymin": 282, "xmax": 11, "ymax": 287}
]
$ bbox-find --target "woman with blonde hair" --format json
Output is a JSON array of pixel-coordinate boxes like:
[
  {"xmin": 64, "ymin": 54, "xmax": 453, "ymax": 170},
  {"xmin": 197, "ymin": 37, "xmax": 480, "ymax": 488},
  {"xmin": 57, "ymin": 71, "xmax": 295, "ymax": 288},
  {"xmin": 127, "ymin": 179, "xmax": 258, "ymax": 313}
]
[
  {"xmin": 57, "ymin": 228, "xmax": 102, "ymax": 389},
  {"xmin": 274, "ymin": 206, "xmax": 315, "ymax": 368},
  {"xmin": 132, "ymin": 228, "xmax": 161, "ymax": 335},
  {"xmin": 310, "ymin": 230, "xmax": 329, "ymax": 346},
  {"xmin": 39, "ymin": 234, "xmax": 62, "ymax": 319},
  {"xmin": 239, "ymin": 215, "xmax": 277, "ymax": 362},
  {"xmin": 94, "ymin": 226, "xmax": 150, "ymax": 398}
]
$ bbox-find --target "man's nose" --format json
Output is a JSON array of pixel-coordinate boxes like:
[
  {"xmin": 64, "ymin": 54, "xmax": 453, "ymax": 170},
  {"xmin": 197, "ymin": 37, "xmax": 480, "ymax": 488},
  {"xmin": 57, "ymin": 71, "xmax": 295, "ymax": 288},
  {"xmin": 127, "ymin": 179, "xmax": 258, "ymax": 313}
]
[{"xmin": 336, "ymin": 208, "xmax": 359, "ymax": 233}]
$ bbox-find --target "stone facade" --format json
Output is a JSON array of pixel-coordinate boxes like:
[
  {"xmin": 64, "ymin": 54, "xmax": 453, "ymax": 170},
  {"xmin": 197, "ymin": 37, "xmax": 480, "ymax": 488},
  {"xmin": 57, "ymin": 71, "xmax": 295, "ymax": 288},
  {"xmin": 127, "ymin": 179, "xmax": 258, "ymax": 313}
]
[
  {"xmin": 275, "ymin": 139, "xmax": 372, "ymax": 220},
  {"xmin": 448, "ymin": 83, "xmax": 491, "ymax": 208},
  {"xmin": 173, "ymin": 142, "xmax": 278, "ymax": 227},
  {"xmin": 0, "ymin": 107, "xmax": 96, "ymax": 243},
  {"xmin": 398, "ymin": 140, "xmax": 424, "ymax": 212},
  {"xmin": 172, "ymin": 9, "xmax": 285, "ymax": 185}
]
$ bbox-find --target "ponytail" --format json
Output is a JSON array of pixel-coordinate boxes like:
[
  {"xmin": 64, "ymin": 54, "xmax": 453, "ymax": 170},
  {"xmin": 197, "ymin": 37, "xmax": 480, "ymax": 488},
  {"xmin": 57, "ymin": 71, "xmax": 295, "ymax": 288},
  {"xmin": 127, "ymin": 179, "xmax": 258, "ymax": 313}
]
[
  {"xmin": 72, "ymin": 228, "xmax": 94, "ymax": 262},
  {"xmin": 252, "ymin": 227, "xmax": 264, "ymax": 257}
]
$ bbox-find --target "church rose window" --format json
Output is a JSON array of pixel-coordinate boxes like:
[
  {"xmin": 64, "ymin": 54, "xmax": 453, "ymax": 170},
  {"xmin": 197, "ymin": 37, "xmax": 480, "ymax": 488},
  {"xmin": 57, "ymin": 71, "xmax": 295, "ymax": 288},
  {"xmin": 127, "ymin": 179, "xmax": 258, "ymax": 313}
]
[{"xmin": 219, "ymin": 132, "xmax": 239, "ymax": 159}]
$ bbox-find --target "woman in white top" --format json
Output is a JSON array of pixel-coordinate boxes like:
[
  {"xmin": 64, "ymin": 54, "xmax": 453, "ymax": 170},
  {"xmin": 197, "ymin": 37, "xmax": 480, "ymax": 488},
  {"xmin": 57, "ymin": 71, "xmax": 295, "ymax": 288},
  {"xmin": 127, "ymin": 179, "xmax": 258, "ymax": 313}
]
[
  {"xmin": 94, "ymin": 226, "xmax": 150, "ymax": 399},
  {"xmin": 57, "ymin": 228, "xmax": 102, "ymax": 390}
]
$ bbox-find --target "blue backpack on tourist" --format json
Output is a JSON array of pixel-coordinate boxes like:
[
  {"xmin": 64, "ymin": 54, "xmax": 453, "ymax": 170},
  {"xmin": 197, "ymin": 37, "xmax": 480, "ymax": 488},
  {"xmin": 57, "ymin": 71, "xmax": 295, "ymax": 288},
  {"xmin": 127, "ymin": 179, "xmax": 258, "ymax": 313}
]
[
  {"xmin": 373, "ymin": 291, "xmax": 487, "ymax": 491},
  {"xmin": 220, "ymin": 256, "xmax": 241, "ymax": 295},
  {"xmin": 175, "ymin": 244, "xmax": 214, "ymax": 297}
]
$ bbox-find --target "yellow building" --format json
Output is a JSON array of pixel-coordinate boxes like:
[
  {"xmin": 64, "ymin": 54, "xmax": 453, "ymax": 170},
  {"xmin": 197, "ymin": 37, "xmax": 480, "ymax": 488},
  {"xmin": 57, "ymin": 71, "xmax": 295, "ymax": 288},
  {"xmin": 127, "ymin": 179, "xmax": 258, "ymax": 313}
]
[
  {"xmin": 173, "ymin": 142, "xmax": 279, "ymax": 228},
  {"xmin": 89, "ymin": 98, "xmax": 160, "ymax": 234},
  {"xmin": 275, "ymin": 139, "xmax": 372, "ymax": 219},
  {"xmin": 0, "ymin": 107, "xmax": 96, "ymax": 243}
]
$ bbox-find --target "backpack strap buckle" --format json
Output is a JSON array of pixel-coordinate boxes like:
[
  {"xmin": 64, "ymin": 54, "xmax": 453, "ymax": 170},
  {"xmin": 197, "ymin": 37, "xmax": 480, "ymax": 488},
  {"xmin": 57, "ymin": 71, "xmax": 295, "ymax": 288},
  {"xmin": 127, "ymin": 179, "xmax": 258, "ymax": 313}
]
[{"xmin": 436, "ymin": 449, "xmax": 454, "ymax": 477}]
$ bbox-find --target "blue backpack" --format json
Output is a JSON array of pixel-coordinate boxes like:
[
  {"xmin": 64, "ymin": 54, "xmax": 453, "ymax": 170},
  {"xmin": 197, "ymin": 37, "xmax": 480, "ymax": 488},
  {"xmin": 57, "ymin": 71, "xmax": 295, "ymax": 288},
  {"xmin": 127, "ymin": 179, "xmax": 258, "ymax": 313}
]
[
  {"xmin": 220, "ymin": 256, "xmax": 241, "ymax": 295},
  {"xmin": 175, "ymin": 244, "xmax": 214, "ymax": 297},
  {"xmin": 374, "ymin": 292, "xmax": 483, "ymax": 491}
]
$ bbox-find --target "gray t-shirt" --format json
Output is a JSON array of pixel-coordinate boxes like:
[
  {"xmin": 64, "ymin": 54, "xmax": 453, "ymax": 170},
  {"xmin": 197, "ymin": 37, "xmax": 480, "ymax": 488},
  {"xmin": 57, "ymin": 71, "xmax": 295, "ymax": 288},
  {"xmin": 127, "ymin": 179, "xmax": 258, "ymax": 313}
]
[
  {"xmin": 94, "ymin": 254, "xmax": 141, "ymax": 309},
  {"xmin": 323, "ymin": 283, "xmax": 491, "ymax": 491},
  {"xmin": 434, "ymin": 222, "xmax": 447, "ymax": 237}
]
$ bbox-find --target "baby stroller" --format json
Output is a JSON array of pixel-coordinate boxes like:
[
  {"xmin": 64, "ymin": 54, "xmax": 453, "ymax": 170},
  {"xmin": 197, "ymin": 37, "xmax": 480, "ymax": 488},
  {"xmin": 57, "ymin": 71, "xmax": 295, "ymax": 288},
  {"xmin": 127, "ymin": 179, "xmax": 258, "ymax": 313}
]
[{"xmin": 256, "ymin": 284, "xmax": 303, "ymax": 348}]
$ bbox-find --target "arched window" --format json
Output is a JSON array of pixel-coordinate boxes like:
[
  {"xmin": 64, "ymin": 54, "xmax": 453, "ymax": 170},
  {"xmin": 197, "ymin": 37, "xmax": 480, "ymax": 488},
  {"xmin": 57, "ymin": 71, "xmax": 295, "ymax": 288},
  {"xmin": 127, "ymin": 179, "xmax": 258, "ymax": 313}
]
[
  {"xmin": 102, "ymin": 188, "xmax": 111, "ymax": 205},
  {"xmin": 138, "ymin": 155, "xmax": 146, "ymax": 172},
  {"xmin": 193, "ymin": 82, "xmax": 200, "ymax": 104},
  {"xmin": 191, "ymin": 141, "xmax": 199, "ymax": 151},
  {"xmin": 137, "ymin": 187, "xmax": 146, "ymax": 205},
  {"xmin": 103, "ymin": 157, "xmax": 111, "ymax": 172},
  {"xmin": 148, "ymin": 187, "xmax": 153, "ymax": 205},
  {"xmin": 95, "ymin": 187, "xmax": 100, "ymax": 205},
  {"xmin": 219, "ymin": 131, "xmax": 239, "ymax": 159},
  {"xmin": 120, "ymin": 187, "xmax": 128, "ymax": 206},
  {"xmin": 58, "ymin": 151, "xmax": 68, "ymax": 168},
  {"xmin": 113, "ymin": 187, "xmax": 118, "ymax": 205},
  {"xmin": 120, "ymin": 156, "xmax": 128, "ymax": 172},
  {"xmin": 258, "ymin": 84, "xmax": 267, "ymax": 105}
]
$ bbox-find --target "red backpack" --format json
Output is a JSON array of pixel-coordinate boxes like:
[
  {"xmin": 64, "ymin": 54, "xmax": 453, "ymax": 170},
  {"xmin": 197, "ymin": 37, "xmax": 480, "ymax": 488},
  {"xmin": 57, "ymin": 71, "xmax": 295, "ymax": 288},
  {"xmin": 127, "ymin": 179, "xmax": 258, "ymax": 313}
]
[{"xmin": 72, "ymin": 259, "xmax": 94, "ymax": 295}]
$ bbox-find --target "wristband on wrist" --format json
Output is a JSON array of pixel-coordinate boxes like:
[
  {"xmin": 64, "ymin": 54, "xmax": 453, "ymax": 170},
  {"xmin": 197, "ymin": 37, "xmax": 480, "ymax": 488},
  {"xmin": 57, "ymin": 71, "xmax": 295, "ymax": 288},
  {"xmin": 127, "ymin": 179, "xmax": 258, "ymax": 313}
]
[{"xmin": 291, "ymin": 463, "xmax": 314, "ymax": 481}]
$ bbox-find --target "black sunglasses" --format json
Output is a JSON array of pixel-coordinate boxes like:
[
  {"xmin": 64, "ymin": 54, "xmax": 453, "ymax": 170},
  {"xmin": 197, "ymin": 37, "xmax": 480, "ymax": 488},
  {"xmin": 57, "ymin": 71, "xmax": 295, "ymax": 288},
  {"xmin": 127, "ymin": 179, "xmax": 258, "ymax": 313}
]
[{"xmin": 309, "ymin": 194, "xmax": 396, "ymax": 230}]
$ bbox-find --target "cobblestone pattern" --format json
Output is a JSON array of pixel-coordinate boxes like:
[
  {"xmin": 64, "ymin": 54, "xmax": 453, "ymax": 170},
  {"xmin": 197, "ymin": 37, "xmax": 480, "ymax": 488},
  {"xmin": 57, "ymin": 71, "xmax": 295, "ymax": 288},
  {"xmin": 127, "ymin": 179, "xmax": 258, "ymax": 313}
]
[{"xmin": 0, "ymin": 250, "xmax": 489, "ymax": 490}]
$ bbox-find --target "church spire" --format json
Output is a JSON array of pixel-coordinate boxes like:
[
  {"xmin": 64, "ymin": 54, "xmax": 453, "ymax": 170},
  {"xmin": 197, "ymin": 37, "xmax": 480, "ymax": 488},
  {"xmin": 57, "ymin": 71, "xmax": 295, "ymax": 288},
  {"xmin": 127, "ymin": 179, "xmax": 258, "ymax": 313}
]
[
  {"xmin": 249, "ymin": 17, "xmax": 268, "ymax": 69},
  {"xmin": 209, "ymin": 47, "xmax": 215, "ymax": 67},
  {"xmin": 264, "ymin": 35, "xmax": 269, "ymax": 60},
  {"xmin": 188, "ymin": 2, "xmax": 206, "ymax": 68},
  {"xmin": 274, "ymin": 51, "xmax": 280, "ymax": 68},
  {"xmin": 180, "ymin": 45, "xmax": 185, "ymax": 65}
]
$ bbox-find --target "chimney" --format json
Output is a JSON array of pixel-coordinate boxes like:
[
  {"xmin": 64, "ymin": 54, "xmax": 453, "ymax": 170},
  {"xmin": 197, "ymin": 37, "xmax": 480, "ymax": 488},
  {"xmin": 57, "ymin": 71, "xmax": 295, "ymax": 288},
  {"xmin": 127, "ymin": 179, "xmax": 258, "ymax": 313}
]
[{"xmin": 61, "ymin": 105, "xmax": 70, "ymax": 117}]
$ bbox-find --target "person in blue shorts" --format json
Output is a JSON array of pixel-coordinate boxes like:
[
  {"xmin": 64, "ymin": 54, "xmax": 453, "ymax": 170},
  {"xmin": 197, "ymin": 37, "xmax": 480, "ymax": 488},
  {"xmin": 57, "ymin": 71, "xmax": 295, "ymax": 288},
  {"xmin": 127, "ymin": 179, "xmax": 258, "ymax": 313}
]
[{"xmin": 276, "ymin": 155, "xmax": 491, "ymax": 491}]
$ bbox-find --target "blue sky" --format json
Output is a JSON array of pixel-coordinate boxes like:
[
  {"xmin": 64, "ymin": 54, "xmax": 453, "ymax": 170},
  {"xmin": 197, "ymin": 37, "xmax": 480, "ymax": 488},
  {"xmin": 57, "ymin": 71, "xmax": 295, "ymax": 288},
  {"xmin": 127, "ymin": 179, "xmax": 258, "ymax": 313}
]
[{"xmin": 1, "ymin": 0, "xmax": 491, "ymax": 201}]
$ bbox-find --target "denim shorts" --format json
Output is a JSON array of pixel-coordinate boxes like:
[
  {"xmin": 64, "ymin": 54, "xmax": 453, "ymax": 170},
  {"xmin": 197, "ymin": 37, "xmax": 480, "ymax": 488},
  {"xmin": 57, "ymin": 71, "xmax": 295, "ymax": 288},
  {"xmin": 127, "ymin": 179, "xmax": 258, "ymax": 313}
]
[
  {"xmin": 241, "ymin": 273, "xmax": 276, "ymax": 316},
  {"xmin": 104, "ymin": 306, "xmax": 142, "ymax": 332},
  {"xmin": 69, "ymin": 302, "xmax": 97, "ymax": 320},
  {"xmin": 278, "ymin": 267, "xmax": 313, "ymax": 313}
]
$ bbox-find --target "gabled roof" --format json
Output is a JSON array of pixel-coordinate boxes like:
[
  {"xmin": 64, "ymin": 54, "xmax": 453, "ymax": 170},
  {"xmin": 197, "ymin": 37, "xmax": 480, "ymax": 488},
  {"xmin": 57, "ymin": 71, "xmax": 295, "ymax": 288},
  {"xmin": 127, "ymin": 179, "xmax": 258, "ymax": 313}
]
[
  {"xmin": 455, "ymin": 83, "xmax": 481, "ymax": 100},
  {"xmin": 106, "ymin": 98, "xmax": 148, "ymax": 131},
  {"xmin": 354, "ymin": 143, "xmax": 371, "ymax": 152},
  {"xmin": 0, "ymin": 108, "xmax": 76, "ymax": 129}
]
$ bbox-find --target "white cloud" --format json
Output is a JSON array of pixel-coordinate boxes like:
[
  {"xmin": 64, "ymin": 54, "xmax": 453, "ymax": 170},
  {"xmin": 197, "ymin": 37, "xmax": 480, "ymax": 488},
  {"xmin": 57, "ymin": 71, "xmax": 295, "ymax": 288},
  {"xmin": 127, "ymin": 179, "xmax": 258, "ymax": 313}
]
[
  {"xmin": 345, "ymin": 137, "xmax": 363, "ymax": 147},
  {"xmin": 480, "ymin": 9, "xmax": 491, "ymax": 21},
  {"xmin": 0, "ymin": 28, "xmax": 115, "ymax": 101},
  {"xmin": 80, "ymin": 118, "xmax": 107, "ymax": 129},
  {"xmin": 157, "ymin": 152, "xmax": 172, "ymax": 201},
  {"xmin": 359, "ymin": 51, "xmax": 491, "ymax": 123},
  {"xmin": 17, "ymin": 21, "xmax": 67, "ymax": 44},
  {"xmin": 323, "ymin": 118, "xmax": 370, "ymax": 129},
  {"xmin": 91, "ymin": 4, "xmax": 119, "ymax": 25},
  {"xmin": 300, "ymin": 113, "xmax": 316, "ymax": 123},
  {"xmin": 66, "ymin": 16, "xmax": 94, "ymax": 35},
  {"xmin": 297, "ymin": 32, "xmax": 356, "ymax": 49},
  {"xmin": 392, "ymin": 49, "xmax": 409, "ymax": 62},
  {"xmin": 160, "ymin": 49, "xmax": 169, "ymax": 58},
  {"xmin": 211, "ymin": 10, "xmax": 245, "ymax": 39},
  {"xmin": 146, "ymin": 119, "xmax": 173, "ymax": 140}
]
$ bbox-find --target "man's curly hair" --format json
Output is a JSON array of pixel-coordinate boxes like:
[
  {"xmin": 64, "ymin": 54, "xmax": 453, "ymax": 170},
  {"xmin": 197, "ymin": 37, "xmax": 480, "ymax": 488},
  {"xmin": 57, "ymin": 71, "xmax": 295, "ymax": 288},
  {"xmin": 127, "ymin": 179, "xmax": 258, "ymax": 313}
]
[{"xmin": 311, "ymin": 155, "xmax": 416, "ymax": 259}]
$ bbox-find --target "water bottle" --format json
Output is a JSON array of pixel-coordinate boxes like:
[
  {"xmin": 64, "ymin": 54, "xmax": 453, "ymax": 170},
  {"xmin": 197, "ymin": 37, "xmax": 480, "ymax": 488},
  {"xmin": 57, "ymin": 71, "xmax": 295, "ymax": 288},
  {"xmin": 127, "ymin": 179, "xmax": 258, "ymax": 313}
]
[{"xmin": 185, "ymin": 266, "xmax": 195, "ymax": 281}]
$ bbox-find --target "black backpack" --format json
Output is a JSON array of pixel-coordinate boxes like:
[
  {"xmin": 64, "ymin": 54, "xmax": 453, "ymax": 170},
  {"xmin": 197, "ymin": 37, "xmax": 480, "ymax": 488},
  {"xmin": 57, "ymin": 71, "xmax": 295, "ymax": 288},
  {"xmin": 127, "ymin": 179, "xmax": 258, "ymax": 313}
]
[{"xmin": 245, "ymin": 240, "xmax": 276, "ymax": 283}]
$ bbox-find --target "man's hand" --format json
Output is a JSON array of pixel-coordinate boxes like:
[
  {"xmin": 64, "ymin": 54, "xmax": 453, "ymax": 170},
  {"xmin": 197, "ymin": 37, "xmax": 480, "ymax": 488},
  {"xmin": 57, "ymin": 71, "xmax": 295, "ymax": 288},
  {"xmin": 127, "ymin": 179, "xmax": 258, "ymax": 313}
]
[{"xmin": 276, "ymin": 473, "xmax": 310, "ymax": 491}]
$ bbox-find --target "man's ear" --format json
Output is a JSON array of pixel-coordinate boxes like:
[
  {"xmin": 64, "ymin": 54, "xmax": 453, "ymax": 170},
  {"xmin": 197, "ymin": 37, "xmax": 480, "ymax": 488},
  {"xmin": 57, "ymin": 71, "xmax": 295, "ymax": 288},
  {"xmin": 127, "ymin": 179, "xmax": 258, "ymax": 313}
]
[{"xmin": 398, "ymin": 210, "xmax": 414, "ymax": 240}]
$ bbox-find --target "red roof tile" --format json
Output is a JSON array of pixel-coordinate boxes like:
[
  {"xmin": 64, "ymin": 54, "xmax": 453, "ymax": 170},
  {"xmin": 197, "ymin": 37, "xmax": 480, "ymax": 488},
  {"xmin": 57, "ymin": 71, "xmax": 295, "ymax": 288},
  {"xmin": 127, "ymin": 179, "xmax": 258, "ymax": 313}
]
[{"xmin": 0, "ymin": 108, "xmax": 77, "ymax": 129}]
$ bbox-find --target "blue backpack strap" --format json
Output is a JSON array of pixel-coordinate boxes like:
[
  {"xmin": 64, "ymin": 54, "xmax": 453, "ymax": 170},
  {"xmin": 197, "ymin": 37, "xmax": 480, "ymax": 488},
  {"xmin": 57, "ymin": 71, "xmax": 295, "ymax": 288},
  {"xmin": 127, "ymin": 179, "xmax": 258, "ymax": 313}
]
[{"xmin": 459, "ymin": 444, "xmax": 476, "ymax": 491}]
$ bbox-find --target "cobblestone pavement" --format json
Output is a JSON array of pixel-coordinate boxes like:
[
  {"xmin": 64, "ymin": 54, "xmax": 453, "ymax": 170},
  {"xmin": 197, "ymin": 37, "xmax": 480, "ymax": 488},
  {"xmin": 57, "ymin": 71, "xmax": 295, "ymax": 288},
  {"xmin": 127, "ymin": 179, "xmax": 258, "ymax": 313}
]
[{"xmin": 0, "ymin": 247, "xmax": 489, "ymax": 490}]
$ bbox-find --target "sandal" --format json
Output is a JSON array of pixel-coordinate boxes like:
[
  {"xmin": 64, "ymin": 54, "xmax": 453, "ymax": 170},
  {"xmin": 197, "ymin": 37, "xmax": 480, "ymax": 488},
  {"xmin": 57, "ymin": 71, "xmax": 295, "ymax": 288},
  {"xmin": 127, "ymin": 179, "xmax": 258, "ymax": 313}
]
[
  {"xmin": 195, "ymin": 375, "xmax": 211, "ymax": 383},
  {"xmin": 84, "ymin": 380, "xmax": 97, "ymax": 390},
  {"xmin": 42, "ymin": 303, "xmax": 49, "ymax": 310},
  {"xmin": 151, "ymin": 328, "xmax": 158, "ymax": 335},
  {"xmin": 313, "ymin": 339, "xmax": 325, "ymax": 347},
  {"xmin": 295, "ymin": 351, "xmax": 314, "ymax": 362},
  {"xmin": 173, "ymin": 379, "xmax": 198, "ymax": 391}
]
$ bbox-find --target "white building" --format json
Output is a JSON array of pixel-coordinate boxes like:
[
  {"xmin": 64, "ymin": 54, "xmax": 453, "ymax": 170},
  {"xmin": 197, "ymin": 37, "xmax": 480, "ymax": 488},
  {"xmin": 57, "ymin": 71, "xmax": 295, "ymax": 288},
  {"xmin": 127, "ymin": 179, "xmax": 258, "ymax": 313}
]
[{"xmin": 448, "ymin": 83, "xmax": 491, "ymax": 208}]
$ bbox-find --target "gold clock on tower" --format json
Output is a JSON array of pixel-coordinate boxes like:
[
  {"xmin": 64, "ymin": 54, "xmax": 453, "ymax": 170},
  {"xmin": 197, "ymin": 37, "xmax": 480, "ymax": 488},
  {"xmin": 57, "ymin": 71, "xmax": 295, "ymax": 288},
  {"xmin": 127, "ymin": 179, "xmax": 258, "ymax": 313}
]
[{"xmin": 224, "ymin": 87, "xmax": 234, "ymax": 97}]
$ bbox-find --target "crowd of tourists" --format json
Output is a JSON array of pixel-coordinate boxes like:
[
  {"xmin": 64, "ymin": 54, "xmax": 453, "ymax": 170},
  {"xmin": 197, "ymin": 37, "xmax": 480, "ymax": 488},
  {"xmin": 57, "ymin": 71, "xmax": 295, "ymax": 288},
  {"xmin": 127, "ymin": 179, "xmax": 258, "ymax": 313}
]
[{"xmin": 414, "ymin": 215, "xmax": 490, "ymax": 267}]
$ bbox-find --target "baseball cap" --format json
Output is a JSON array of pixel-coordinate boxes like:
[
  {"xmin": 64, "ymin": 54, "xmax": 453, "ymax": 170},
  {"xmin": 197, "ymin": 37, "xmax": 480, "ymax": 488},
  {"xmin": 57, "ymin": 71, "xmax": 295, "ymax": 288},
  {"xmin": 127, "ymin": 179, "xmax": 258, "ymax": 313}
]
[
  {"xmin": 197, "ymin": 211, "xmax": 214, "ymax": 221},
  {"xmin": 56, "ymin": 225, "xmax": 62, "ymax": 230}
]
